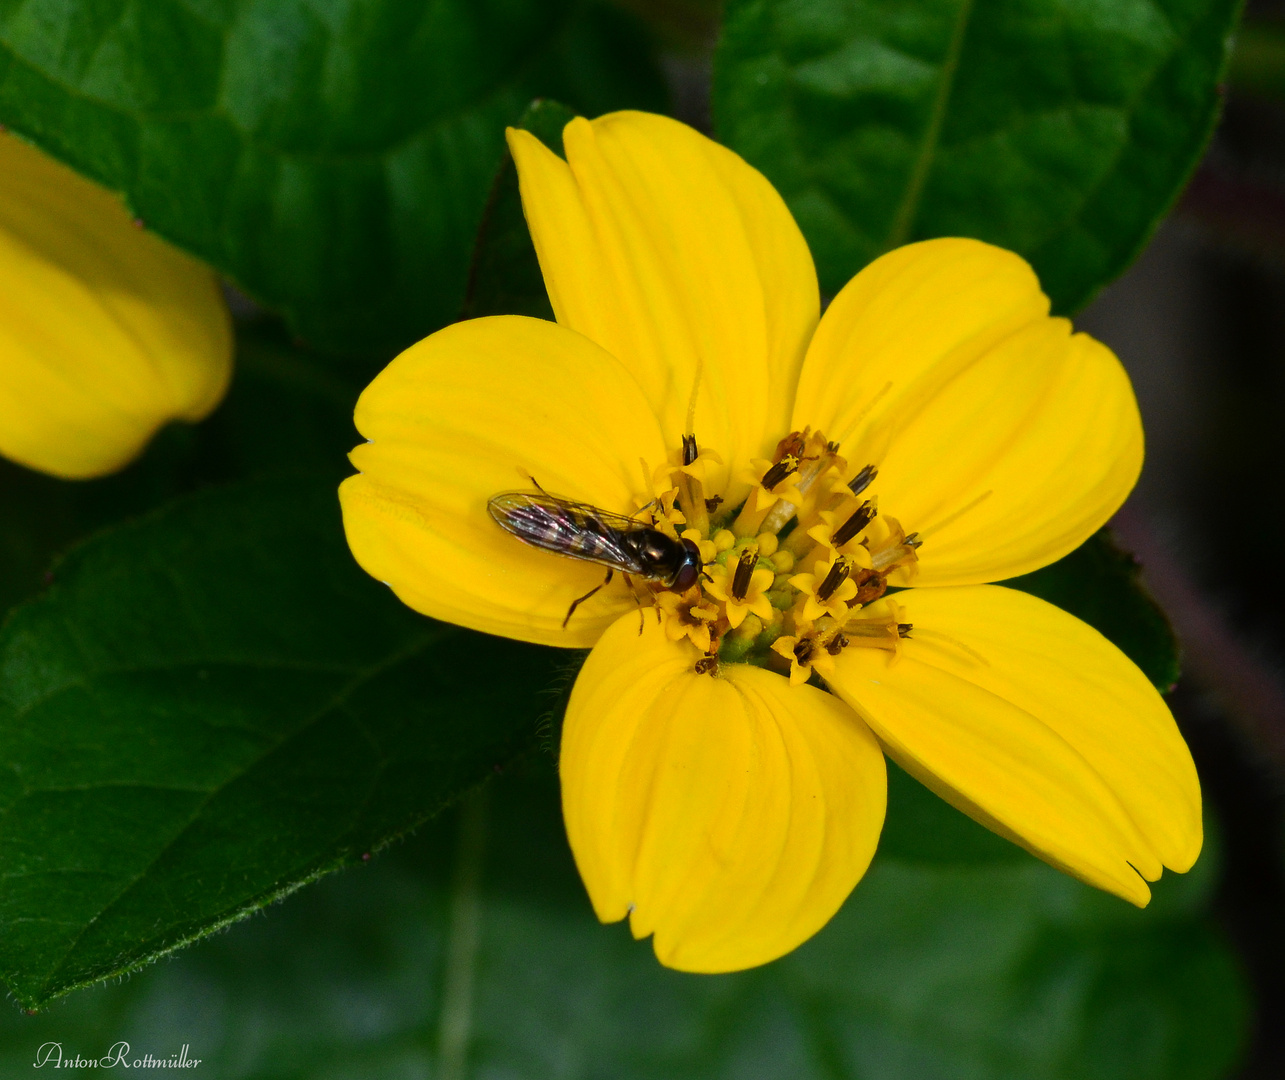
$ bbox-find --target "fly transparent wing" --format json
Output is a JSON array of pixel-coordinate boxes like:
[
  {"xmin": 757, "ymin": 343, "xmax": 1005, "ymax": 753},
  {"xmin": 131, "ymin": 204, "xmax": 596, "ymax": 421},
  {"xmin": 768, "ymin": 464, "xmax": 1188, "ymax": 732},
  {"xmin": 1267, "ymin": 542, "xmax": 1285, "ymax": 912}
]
[{"xmin": 488, "ymin": 493, "xmax": 651, "ymax": 574}]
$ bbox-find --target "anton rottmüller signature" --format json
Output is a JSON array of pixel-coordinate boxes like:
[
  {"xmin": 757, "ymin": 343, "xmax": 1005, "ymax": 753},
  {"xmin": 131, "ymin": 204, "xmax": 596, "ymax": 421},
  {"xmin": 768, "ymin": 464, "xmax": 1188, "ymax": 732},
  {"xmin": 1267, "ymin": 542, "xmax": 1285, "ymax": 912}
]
[{"xmin": 33, "ymin": 1042, "xmax": 201, "ymax": 1069}]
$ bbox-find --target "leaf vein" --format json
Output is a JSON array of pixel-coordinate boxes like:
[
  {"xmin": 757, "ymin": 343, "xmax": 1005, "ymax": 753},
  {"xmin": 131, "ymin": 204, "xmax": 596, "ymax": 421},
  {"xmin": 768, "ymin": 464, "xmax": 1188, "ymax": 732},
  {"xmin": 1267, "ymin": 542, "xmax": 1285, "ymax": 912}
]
[{"xmin": 882, "ymin": 0, "xmax": 976, "ymax": 250}]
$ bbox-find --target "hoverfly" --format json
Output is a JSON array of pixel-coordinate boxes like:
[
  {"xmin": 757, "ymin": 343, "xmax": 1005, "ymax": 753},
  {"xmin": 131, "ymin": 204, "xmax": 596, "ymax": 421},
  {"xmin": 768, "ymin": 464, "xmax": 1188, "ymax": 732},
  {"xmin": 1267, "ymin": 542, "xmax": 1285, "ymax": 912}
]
[{"xmin": 488, "ymin": 491, "xmax": 703, "ymax": 627}]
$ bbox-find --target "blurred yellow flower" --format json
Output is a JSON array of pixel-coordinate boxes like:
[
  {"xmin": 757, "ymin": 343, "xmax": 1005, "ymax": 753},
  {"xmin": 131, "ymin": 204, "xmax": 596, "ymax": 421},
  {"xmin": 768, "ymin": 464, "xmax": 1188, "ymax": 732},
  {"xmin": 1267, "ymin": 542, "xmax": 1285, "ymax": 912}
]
[
  {"xmin": 0, "ymin": 132, "xmax": 232, "ymax": 479},
  {"xmin": 339, "ymin": 112, "xmax": 1202, "ymax": 973}
]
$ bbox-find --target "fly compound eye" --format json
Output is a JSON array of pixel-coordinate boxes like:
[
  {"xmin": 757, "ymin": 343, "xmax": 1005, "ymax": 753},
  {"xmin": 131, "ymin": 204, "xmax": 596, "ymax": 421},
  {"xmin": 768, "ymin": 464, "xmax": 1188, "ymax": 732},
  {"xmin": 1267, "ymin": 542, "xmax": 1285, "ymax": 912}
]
[
  {"xmin": 669, "ymin": 538, "xmax": 702, "ymax": 592},
  {"xmin": 672, "ymin": 562, "xmax": 698, "ymax": 592}
]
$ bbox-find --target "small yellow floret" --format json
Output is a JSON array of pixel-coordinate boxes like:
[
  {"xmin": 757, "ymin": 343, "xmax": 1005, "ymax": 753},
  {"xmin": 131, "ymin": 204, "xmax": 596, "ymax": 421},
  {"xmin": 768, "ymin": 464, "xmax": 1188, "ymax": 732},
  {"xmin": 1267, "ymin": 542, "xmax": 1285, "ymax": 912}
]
[
  {"xmin": 771, "ymin": 631, "xmax": 837, "ymax": 686},
  {"xmin": 705, "ymin": 557, "xmax": 776, "ymax": 630},
  {"xmin": 656, "ymin": 590, "xmax": 720, "ymax": 652},
  {"xmin": 789, "ymin": 557, "xmax": 860, "ymax": 623}
]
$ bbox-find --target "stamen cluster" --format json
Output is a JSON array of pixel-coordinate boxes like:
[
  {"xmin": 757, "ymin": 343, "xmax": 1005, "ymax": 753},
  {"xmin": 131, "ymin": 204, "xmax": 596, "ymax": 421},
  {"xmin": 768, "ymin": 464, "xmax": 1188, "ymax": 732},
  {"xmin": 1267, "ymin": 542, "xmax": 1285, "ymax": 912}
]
[{"xmin": 645, "ymin": 430, "xmax": 919, "ymax": 684}]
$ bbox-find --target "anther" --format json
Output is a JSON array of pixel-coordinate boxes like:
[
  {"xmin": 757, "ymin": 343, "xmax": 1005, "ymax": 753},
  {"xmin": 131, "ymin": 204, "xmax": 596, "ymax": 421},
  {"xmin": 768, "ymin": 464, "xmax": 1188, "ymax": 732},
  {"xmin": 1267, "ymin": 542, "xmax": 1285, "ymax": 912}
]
[
  {"xmin": 816, "ymin": 556, "xmax": 853, "ymax": 602},
  {"xmin": 867, "ymin": 519, "xmax": 921, "ymax": 574},
  {"xmin": 694, "ymin": 652, "xmax": 718, "ymax": 675},
  {"xmin": 731, "ymin": 546, "xmax": 758, "ymax": 601},
  {"xmin": 774, "ymin": 430, "xmax": 808, "ymax": 460},
  {"xmin": 674, "ymin": 432, "xmax": 709, "ymax": 534},
  {"xmin": 848, "ymin": 464, "xmax": 878, "ymax": 497},
  {"xmin": 840, "ymin": 604, "xmax": 909, "ymax": 654},
  {"xmin": 760, "ymin": 455, "xmax": 799, "ymax": 491},
  {"xmin": 705, "ymin": 495, "xmax": 724, "ymax": 513},
  {"xmin": 832, "ymin": 500, "xmax": 876, "ymax": 547},
  {"xmin": 853, "ymin": 567, "xmax": 888, "ymax": 605},
  {"xmin": 793, "ymin": 637, "xmax": 816, "ymax": 665},
  {"xmin": 825, "ymin": 632, "xmax": 849, "ymax": 655},
  {"xmin": 759, "ymin": 432, "xmax": 845, "ymax": 537}
]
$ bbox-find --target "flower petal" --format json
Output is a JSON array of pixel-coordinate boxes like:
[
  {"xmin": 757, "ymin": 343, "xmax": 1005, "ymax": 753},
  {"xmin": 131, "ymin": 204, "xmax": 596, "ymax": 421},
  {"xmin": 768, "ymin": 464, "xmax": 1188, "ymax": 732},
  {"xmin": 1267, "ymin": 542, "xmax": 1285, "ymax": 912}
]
[
  {"xmin": 792, "ymin": 238, "xmax": 1140, "ymax": 584},
  {"xmin": 340, "ymin": 316, "xmax": 670, "ymax": 648},
  {"xmin": 0, "ymin": 133, "xmax": 232, "ymax": 479},
  {"xmin": 827, "ymin": 586, "xmax": 1202, "ymax": 905},
  {"xmin": 507, "ymin": 112, "xmax": 819, "ymax": 497},
  {"xmin": 562, "ymin": 613, "xmax": 886, "ymax": 972}
]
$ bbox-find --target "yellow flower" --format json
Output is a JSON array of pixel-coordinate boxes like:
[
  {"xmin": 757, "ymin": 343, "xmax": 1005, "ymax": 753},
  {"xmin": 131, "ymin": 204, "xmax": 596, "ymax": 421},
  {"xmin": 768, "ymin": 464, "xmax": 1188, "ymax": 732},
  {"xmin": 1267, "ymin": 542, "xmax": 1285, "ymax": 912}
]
[
  {"xmin": 339, "ymin": 112, "xmax": 1201, "ymax": 973},
  {"xmin": 0, "ymin": 132, "xmax": 231, "ymax": 479}
]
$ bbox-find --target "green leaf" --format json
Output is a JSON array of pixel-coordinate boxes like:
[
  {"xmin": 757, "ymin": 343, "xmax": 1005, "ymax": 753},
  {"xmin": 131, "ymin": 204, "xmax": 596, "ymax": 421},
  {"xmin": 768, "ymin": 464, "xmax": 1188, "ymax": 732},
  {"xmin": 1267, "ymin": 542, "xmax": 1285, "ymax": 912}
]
[
  {"xmin": 0, "ymin": 476, "xmax": 563, "ymax": 1010},
  {"xmin": 0, "ymin": 768, "xmax": 1247, "ymax": 1078},
  {"xmin": 712, "ymin": 0, "xmax": 1241, "ymax": 312},
  {"xmin": 1004, "ymin": 528, "xmax": 1181, "ymax": 692},
  {"xmin": 0, "ymin": 1, "xmax": 665, "ymax": 354}
]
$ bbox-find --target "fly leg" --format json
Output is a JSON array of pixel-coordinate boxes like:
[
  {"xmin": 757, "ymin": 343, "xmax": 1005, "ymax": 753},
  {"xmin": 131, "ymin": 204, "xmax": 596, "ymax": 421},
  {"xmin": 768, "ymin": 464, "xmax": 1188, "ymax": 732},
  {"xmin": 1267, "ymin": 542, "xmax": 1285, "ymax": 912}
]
[
  {"xmin": 563, "ymin": 568, "xmax": 613, "ymax": 628},
  {"xmin": 622, "ymin": 573, "xmax": 650, "ymax": 635}
]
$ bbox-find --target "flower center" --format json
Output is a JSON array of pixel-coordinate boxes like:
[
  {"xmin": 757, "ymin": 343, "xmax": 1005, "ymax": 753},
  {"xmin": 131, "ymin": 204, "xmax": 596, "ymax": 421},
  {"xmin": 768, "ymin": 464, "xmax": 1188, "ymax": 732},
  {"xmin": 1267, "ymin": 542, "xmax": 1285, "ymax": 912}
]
[{"xmin": 646, "ymin": 428, "xmax": 919, "ymax": 682}]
